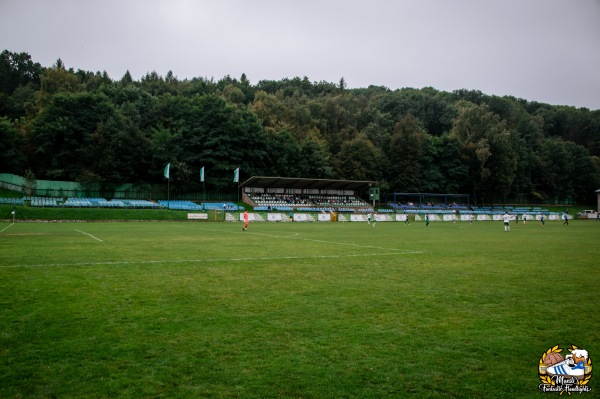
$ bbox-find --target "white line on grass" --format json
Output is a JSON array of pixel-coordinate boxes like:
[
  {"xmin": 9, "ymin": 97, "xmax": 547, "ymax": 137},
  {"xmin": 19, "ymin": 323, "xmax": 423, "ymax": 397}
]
[
  {"xmin": 1, "ymin": 251, "xmax": 421, "ymax": 268},
  {"xmin": 173, "ymin": 225, "xmax": 412, "ymax": 252},
  {"xmin": 0, "ymin": 223, "xmax": 14, "ymax": 233},
  {"xmin": 75, "ymin": 229, "xmax": 104, "ymax": 242}
]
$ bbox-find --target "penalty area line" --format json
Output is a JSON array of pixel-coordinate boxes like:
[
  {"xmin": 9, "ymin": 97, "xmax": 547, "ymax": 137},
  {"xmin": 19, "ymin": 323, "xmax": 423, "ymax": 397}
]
[
  {"xmin": 3, "ymin": 251, "xmax": 421, "ymax": 269},
  {"xmin": 75, "ymin": 229, "xmax": 104, "ymax": 242}
]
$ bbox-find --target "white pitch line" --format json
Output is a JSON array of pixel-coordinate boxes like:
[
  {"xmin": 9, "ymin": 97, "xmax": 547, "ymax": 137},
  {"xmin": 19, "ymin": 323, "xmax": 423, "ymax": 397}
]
[
  {"xmin": 0, "ymin": 251, "xmax": 421, "ymax": 269},
  {"xmin": 0, "ymin": 223, "xmax": 14, "ymax": 233},
  {"xmin": 249, "ymin": 231, "xmax": 405, "ymax": 251},
  {"xmin": 173, "ymin": 225, "xmax": 408, "ymax": 252},
  {"xmin": 75, "ymin": 229, "xmax": 104, "ymax": 242}
]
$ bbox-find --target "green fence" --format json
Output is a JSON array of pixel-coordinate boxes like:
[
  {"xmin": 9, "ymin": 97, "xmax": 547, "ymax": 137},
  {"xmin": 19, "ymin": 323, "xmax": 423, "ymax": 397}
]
[
  {"xmin": 0, "ymin": 173, "xmax": 580, "ymax": 205},
  {"xmin": 0, "ymin": 173, "xmax": 236, "ymax": 202}
]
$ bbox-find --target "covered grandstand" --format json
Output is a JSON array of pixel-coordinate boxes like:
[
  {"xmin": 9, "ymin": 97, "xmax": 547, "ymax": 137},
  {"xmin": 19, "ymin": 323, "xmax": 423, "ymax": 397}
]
[{"xmin": 240, "ymin": 176, "xmax": 377, "ymax": 212}]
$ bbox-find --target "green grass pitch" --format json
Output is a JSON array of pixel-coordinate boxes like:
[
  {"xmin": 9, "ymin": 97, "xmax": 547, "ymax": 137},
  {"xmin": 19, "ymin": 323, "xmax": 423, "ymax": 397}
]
[{"xmin": 1, "ymin": 219, "xmax": 599, "ymax": 398}]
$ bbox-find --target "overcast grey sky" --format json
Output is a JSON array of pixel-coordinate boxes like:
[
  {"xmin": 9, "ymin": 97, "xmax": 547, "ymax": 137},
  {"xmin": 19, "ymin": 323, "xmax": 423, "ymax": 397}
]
[{"xmin": 1, "ymin": 0, "xmax": 599, "ymax": 109}]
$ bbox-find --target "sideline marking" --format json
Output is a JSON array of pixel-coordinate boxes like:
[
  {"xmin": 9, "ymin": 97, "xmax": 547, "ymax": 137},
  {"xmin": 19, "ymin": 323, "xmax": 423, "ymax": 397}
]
[
  {"xmin": 173, "ymin": 225, "xmax": 413, "ymax": 253},
  {"xmin": 1, "ymin": 223, "xmax": 14, "ymax": 233},
  {"xmin": 2, "ymin": 252, "xmax": 421, "ymax": 269},
  {"xmin": 75, "ymin": 229, "xmax": 104, "ymax": 242}
]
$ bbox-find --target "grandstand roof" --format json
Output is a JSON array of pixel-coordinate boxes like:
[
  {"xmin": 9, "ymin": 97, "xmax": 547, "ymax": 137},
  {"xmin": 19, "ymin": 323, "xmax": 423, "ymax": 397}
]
[{"xmin": 240, "ymin": 176, "xmax": 377, "ymax": 191}]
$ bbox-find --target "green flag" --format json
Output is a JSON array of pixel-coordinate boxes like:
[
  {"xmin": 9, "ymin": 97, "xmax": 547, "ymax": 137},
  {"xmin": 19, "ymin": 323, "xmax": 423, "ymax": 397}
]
[
  {"xmin": 164, "ymin": 163, "xmax": 170, "ymax": 179},
  {"xmin": 200, "ymin": 166, "xmax": 205, "ymax": 182},
  {"xmin": 233, "ymin": 167, "xmax": 239, "ymax": 183}
]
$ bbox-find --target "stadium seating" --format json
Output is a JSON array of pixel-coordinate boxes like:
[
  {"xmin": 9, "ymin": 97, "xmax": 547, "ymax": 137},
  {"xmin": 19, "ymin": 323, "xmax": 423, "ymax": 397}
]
[
  {"xmin": 1, "ymin": 193, "xmax": 554, "ymax": 218},
  {"xmin": 158, "ymin": 200, "xmax": 203, "ymax": 211},
  {"xmin": 248, "ymin": 193, "xmax": 370, "ymax": 209},
  {"xmin": 202, "ymin": 202, "xmax": 244, "ymax": 211},
  {"xmin": 253, "ymin": 205, "xmax": 293, "ymax": 212},
  {"xmin": 30, "ymin": 197, "xmax": 62, "ymax": 207},
  {"xmin": 296, "ymin": 207, "xmax": 335, "ymax": 212},
  {"xmin": 0, "ymin": 197, "xmax": 25, "ymax": 205},
  {"xmin": 62, "ymin": 197, "xmax": 162, "ymax": 208},
  {"xmin": 307, "ymin": 194, "xmax": 370, "ymax": 207},
  {"xmin": 357, "ymin": 208, "xmax": 375, "ymax": 213},
  {"xmin": 120, "ymin": 199, "xmax": 162, "ymax": 208},
  {"xmin": 63, "ymin": 198, "xmax": 93, "ymax": 207},
  {"xmin": 386, "ymin": 201, "xmax": 550, "ymax": 216}
]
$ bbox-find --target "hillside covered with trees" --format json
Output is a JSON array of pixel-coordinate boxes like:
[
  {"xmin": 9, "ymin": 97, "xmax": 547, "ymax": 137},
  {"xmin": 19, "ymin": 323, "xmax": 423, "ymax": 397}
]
[{"xmin": 1, "ymin": 50, "xmax": 599, "ymax": 204}]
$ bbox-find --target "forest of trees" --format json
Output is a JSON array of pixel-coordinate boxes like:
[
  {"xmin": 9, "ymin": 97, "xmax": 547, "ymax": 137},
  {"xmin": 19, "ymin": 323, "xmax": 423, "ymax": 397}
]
[{"xmin": 1, "ymin": 50, "xmax": 599, "ymax": 204}]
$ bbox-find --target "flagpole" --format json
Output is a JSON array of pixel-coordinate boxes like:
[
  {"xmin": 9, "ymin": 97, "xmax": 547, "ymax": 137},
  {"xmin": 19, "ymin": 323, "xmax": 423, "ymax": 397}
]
[
  {"xmin": 164, "ymin": 163, "xmax": 171, "ymax": 207},
  {"xmin": 202, "ymin": 166, "xmax": 205, "ymax": 201},
  {"xmin": 232, "ymin": 167, "xmax": 238, "ymax": 204},
  {"xmin": 235, "ymin": 167, "xmax": 240, "ymax": 203}
]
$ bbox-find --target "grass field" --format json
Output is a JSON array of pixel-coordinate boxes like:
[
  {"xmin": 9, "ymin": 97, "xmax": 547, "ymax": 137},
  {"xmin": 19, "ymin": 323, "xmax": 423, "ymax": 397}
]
[{"xmin": 1, "ymin": 219, "xmax": 598, "ymax": 398}]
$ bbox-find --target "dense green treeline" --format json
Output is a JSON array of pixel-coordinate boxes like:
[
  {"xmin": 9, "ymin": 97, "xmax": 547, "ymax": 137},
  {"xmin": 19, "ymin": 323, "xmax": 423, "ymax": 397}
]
[{"xmin": 1, "ymin": 50, "xmax": 599, "ymax": 203}]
